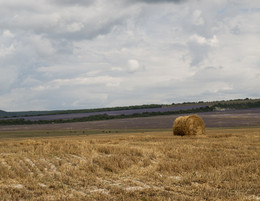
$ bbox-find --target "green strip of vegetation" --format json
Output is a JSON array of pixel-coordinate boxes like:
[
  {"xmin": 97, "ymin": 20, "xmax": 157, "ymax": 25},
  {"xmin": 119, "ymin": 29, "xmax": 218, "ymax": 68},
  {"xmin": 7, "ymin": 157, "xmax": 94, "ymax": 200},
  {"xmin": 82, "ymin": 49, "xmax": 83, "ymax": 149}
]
[{"xmin": 213, "ymin": 101, "xmax": 260, "ymax": 109}]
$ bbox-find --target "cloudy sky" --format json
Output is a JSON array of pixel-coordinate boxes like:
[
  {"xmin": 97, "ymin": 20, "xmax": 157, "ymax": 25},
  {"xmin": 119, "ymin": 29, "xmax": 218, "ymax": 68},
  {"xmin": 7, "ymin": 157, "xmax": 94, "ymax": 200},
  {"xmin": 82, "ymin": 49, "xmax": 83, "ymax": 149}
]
[{"xmin": 0, "ymin": 0, "xmax": 259, "ymax": 111}]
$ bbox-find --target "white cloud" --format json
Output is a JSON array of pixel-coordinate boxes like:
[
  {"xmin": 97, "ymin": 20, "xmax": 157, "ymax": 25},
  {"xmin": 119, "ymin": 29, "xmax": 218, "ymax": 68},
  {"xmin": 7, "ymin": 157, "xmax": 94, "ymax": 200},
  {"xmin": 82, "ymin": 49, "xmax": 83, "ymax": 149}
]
[
  {"xmin": 127, "ymin": 59, "xmax": 141, "ymax": 73},
  {"xmin": 52, "ymin": 76, "xmax": 120, "ymax": 87},
  {"xmin": 32, "ymin": 75, "xmax": 121, "ymax": 92},
  {"xmin": 66, "ymin": 22, "xmax": 84, "ymax": 32},
  {"xmin": 189, "ymin": 34, "xmax": 218, "ymax": 46},
  {"xmin": 2, "ymin": 30, "xmax": 14, "ymax": 38},
  {"xmin": 0, "ymin": 44, "xmax": 15, "ymax": 57}
]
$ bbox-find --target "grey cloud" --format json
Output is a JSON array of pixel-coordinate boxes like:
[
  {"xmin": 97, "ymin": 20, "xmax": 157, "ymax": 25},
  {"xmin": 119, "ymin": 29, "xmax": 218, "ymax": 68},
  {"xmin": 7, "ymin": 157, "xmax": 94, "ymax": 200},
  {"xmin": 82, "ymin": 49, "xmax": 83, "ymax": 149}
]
[
  {"xmin": 129, "ymin": 0, "xmax": 186, "ymax": 4},
  {"xmin": 53, "ymin": 17, "xmax": 125, "ymax": 41},
  {"xmin": 191, "ymin": 66, "xmax": 227, "ymax": 82},
  {"xmin": 187, "ymin": 34, "xmax": 218, "ymax": 67},
  {"xmin": 187, "ymin": 41, "xmax": 210, "ymax": 66},
  {"xmin": 50, "ymin": 0, "xmax": 95, "ymax": 6},
  {"xmin": 189, "ymin": 65, "xmax": 260, "ymax": 100},
  {"xmin": 0, "ymin": 1, "xmax": 128, "ymax": 42},
  {"xmin": 0, "ymin": 67, "xmax": 18, "ymax": 94},
  {"xmin": 230, "ymin": 25, "xmax": 241, "ymax": 35}
]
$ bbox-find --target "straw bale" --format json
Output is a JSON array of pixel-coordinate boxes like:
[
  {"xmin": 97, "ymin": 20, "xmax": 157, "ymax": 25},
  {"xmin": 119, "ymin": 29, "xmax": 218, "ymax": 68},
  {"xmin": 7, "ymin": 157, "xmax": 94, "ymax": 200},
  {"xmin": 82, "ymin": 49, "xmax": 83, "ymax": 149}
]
[{"xmin": 173, "ymin": 115, "xmax": 205, "ymax": 136}]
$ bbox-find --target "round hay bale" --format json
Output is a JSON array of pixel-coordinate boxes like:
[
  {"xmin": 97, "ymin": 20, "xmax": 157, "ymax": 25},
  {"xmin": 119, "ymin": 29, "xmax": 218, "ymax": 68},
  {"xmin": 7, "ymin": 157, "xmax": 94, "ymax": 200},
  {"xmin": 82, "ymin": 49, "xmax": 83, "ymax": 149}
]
[{"xmin": 173, "ymin": 115, "xmax": 205, "ymax": 136}]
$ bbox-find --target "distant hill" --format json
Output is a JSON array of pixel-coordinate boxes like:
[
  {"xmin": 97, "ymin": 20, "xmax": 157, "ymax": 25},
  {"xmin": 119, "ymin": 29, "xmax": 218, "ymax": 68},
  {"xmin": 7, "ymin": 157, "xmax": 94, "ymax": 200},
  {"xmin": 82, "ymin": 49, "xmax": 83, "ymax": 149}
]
[
  {"xmin": 0, "ymin": 104, "xmax": 164, "ymax": 118},
  {"xmin": 0, "ymin": 110, "xmax": 58, "ymax": 118},
  {"xmin": 0, "ymin": 110, "xmax": 7, "ymax": 115},
  {"xmin": 1, "ymin": 98, "xmax": 260, "ymax": 121}
]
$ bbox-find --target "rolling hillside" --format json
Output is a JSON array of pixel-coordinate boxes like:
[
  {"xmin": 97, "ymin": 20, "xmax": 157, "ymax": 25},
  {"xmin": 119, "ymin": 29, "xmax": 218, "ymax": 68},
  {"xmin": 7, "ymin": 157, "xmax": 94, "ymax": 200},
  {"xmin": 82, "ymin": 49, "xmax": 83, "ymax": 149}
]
[{"xmin": 1, "ymin": 98, "xmax": 260, "ymax": 125}]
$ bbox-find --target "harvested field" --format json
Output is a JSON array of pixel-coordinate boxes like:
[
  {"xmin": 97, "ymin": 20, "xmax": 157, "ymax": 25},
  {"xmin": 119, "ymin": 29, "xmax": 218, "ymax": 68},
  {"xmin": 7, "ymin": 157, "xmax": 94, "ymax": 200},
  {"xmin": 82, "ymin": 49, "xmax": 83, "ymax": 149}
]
[{"xmin": 0, "ymin": 127, "xmax": 259, "ymax": 200}]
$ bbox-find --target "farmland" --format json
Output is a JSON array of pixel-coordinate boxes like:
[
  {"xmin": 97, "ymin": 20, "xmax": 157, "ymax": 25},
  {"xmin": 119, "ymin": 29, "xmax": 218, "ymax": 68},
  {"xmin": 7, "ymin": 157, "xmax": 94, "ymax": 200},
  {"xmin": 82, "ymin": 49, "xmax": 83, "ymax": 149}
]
[
  {"xmin": 0, "ymin": 127, "xmax": 259, "ymax": 200},
  {"xmin": 0, "ymin": 108, "xmax": 260, "ymax": 136},
  {"xmin": 0, "ymin": 100, "xmax": 260, "ymax": 200},
  {"xmin": 1, "ymin": 98, "xmax": 260, "ymax": 123},
  {"xmin": 0, "ymin": 104, "xmax": 209, "ymax": 121}
]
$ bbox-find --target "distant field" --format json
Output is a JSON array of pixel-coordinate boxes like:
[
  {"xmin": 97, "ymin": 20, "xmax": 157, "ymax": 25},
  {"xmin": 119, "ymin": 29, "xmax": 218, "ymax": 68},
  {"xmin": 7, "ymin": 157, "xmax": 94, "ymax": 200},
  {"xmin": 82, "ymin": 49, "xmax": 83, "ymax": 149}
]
[
  {"xmin": 0, "ymin": 128, "xmax": 259, "ymax": 200},
  {"xmin": 1, "ymin": 108, "xmax": 260, "ymax": 134},
  {"xmin": 0, "ymin": 104, "xmax": 208, "ymax": 121}
]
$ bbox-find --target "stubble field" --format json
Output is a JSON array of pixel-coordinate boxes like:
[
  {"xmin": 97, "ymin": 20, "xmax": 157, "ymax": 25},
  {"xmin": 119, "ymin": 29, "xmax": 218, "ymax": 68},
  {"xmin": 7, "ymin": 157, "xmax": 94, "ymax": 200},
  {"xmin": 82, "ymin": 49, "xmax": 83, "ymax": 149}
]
[{"xmin": 0, "ymin": 127, "xmax": 259, "ymax": 200}]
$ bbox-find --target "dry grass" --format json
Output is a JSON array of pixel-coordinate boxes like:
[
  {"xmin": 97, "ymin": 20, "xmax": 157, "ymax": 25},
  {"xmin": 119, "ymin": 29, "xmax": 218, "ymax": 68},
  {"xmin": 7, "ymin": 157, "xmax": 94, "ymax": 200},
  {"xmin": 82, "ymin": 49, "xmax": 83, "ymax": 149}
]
[{"xmin": 0, "ymin": 127, "xmax": 260, "ymax": 200}]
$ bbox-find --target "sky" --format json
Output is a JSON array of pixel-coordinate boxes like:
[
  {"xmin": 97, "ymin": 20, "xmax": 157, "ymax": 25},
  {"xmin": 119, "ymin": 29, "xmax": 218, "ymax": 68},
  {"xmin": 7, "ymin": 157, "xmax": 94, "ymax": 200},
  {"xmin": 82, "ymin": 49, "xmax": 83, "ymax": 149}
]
[{"xmin": 0, "ymin": 0, "xmax": 260, "ymax": 111}]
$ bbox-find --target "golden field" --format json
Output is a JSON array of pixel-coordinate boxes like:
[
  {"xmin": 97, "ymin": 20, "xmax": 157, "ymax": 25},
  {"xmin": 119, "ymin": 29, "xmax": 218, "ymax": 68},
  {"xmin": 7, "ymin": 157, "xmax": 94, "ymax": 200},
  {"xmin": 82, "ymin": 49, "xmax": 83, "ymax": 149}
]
[{"xmin": 0, "ymin": 127, "xmax": 259, "ymax": 200}]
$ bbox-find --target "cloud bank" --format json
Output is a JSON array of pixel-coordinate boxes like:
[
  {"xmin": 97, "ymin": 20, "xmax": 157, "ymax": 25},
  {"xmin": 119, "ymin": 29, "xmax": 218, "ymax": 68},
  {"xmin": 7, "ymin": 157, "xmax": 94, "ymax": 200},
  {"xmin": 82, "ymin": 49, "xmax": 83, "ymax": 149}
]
[{"xmin": 0, "ymin": 0, "xmax": 259, "ymax": 111}]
